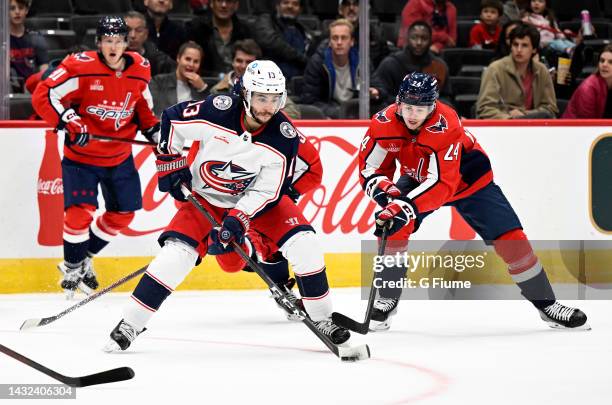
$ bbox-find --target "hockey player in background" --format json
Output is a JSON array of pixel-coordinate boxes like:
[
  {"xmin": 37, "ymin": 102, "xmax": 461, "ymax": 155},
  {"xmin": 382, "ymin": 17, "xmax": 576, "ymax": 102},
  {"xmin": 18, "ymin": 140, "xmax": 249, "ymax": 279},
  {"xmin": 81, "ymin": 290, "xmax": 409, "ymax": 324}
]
[
  {"xmin": 104, "ymin": 60, "xmax": 350, "ymax": 352},
  {"xmin": 359, "ymin": 72, "xmax": 588, "ymax": 331},
  {"xmin": 32, "ymin": 16, "xmax": 160, "ymax": 298}
]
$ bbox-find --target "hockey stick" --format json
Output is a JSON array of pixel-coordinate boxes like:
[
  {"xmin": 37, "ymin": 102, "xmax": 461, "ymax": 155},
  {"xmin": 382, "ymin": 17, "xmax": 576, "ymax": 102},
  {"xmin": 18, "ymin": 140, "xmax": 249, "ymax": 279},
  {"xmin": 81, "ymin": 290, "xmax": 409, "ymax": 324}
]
[
  {"xmin": 0, "ymin": 344, "xmax": 134, "ymax": 387},
  {"xmin": 90, "ymin": 134, "xmax": 193, "ymax": 150},
  {"xmin": 331, "ymin": 228, "xmax": 388, "ymax": 334},
  {"xmin": 20, "ymin": 266, "xmax": 148, "ymax": 330},
  {"xmin": 181, "ymin": 185, "xmax": 370, "ymax": 362}
]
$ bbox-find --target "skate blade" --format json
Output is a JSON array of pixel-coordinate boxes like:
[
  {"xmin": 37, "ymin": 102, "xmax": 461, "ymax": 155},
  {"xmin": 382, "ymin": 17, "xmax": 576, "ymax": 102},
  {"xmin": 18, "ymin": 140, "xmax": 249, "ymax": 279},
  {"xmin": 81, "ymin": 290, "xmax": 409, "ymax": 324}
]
[
  {"xmin": 368, "ymin": 319, "xmax": 392, "ymax": 332},
  {"xmin": 338, "ymin": 344, "xmax": 370, "ymax": 362},
  {"xmin": 77, "ymin": 281, "xmax": 94, "ymax": 295},
  {"xmin": 546, "ymin": 321, "xmax": 592, "ymax": 331},
  {"xmin": 102, "ymin": 340, "xmax": 122, "ymax": 353}
]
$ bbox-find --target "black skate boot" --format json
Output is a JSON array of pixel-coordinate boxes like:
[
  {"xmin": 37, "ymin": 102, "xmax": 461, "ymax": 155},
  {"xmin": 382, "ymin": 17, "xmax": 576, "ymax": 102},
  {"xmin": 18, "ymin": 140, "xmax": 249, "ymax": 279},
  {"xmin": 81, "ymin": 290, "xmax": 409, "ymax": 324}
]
[
  {"xmin": 80, "ymin": 256, "xmax": 99, "ymax": 292},
  {"xmin": 538, "ymin": 301, "xmax": 590, "ymax": 330},
  {"xmin": 369, "ymin": 298, "xmax": 399, "ymax": 332},
  {"xmin": 313, "ymin": 319, "xmax": 351, "ymax": 345},
  {"xmin": 273, "ymin": 278, "xmax": 304, "ymax": 321},
  {"xmin": 103, "ymin": 319, "xmax": 146, "ymax": 352}
]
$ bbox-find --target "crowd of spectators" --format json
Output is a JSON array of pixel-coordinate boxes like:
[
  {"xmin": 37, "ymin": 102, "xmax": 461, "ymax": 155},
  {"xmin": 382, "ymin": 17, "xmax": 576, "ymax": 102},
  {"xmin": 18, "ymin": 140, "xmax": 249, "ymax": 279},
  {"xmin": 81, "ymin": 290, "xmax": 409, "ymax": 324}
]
[{"xmin": 8, "ymin": 0, "xmax": 612, "ymax": 119}]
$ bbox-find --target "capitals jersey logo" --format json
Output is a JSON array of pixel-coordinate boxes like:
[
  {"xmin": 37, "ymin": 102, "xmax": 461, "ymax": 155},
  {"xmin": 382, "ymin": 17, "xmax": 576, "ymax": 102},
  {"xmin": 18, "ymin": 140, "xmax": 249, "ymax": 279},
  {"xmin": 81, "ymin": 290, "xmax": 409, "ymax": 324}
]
[
  {"xmin": 199, "ymin": 160, "xmax": 257, "ymax": 195},
  {"xmin": 426, "ymin": 114, "xmax": 448, "ymax": 133}
]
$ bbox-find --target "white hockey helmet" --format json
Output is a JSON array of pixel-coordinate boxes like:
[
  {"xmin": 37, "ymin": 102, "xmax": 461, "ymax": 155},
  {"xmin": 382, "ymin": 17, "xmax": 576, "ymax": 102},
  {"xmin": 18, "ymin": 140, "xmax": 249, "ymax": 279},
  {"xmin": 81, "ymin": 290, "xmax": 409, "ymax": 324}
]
[{"xmin": 240, "ymin": 60, "xmax": 287, "ymax": 119}]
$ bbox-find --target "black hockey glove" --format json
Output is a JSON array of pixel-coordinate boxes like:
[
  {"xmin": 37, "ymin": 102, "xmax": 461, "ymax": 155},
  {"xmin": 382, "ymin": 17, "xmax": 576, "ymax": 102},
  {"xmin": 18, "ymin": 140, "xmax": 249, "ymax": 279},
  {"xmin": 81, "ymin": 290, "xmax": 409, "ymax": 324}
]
[
  {"xmin": 374, "ymin": 197, "xmax": 418, "ymax": 237},
  {"xmin": 218, "ymin": 209, "xmax": 249, "ymax": 246},
  {"xmin": 156, "ymin": 154, "xmax": 192, "ymax": 202}
]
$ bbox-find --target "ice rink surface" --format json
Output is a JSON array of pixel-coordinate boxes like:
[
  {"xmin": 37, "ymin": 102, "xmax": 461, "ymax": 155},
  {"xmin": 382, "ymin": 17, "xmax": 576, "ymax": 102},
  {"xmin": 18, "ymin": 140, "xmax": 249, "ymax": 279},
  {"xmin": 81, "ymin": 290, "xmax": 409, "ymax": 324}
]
[{"xmin": 0, "ymin": 289, "xmax": 609, "ymax": 405}]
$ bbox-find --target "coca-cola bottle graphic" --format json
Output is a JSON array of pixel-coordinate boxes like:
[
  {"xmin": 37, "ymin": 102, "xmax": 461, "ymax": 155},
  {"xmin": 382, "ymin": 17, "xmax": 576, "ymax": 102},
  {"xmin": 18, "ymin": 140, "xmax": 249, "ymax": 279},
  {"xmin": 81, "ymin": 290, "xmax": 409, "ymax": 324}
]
[{"xmin": 37, "ymin": 130, "xmax": 64, "ymax": 246}]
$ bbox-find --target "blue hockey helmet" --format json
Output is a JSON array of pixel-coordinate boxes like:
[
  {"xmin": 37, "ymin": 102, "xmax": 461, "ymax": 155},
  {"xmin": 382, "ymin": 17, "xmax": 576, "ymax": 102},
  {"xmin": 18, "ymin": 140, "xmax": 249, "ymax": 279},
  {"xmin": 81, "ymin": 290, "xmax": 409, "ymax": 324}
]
[
  {"xmin": 396, "ymin": 72, "xmax": 439, "ymax": 107},
  {"xmin": 96, "ymin": 16, "xmax": 129, "ymax": 42}
]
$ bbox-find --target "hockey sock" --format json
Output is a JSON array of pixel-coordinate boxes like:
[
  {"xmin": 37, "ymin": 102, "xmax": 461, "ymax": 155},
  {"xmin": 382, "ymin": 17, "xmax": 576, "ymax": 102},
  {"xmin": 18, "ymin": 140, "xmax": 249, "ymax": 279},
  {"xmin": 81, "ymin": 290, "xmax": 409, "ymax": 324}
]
[
  {"xmin": 261, "ymin": 257, "xmax": 290, "ymax": 286},
  {"xmin": 124, "ymin": 238, "xmax": 198, "ymax": 331},
  {"xmin": 62, "ymin": 240, "xmax": 88, "ymax": 266},
  {"xmin": 377, "ymin": 264, "xmax": 407, "ymax": 300},
  {"xmin": 295, "ymin": 268, "xmax": 331, "ymax": 321},
  {"xmin": 126, "ymin": 273, "xmax": 172, "ymax": 331},
  {"xmin": 89, "ymin": 212, "xmax": 135, "ymax": 255},
  {"xmin": 494, "ymin": 229, "xmax": 555, "ymax": 309}
]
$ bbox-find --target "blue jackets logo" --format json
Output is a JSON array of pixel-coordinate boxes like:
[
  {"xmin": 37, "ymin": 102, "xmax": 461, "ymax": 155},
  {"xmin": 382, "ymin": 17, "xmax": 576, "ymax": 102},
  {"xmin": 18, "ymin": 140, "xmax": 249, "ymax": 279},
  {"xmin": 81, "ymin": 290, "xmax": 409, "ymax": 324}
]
[{"xmin": 199, "ymin": 160, "xmax": 256, "ymax": 195}]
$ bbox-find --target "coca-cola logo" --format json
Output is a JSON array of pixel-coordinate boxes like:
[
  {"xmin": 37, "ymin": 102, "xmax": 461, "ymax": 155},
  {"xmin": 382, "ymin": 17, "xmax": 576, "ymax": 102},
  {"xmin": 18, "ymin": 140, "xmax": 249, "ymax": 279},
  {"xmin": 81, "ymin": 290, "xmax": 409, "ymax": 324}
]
[{"xmin": 37, "ymin": 178, "xmax": 63, "ymax": 195}]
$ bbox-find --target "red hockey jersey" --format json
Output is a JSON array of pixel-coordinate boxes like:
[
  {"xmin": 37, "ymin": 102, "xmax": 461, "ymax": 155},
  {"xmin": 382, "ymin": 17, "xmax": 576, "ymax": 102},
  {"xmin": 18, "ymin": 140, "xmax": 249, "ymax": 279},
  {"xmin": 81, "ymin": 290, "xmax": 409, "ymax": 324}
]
[
  {"xmin": 359, "ymin": 101, "xmax": 494, "ymax": 214},
  {"xmin": 292, "ymin": 131, "xmax": 323, "ymax": 194},
  {"xmin": 32, "ymin": 51, "xmax": 159, "ymax": 167}
]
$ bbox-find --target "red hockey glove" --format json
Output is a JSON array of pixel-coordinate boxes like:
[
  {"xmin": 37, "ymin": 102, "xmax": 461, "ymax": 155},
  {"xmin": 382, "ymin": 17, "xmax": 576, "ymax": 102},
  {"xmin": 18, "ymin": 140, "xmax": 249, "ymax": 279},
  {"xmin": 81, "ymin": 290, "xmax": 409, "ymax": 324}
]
[
  {"xmin": 366, "ymin": 177, "xmax": 401, "ymax": 207},
  {"xmin": 60, "ymin": 108, "xmax": 89, "ymax": 147}
]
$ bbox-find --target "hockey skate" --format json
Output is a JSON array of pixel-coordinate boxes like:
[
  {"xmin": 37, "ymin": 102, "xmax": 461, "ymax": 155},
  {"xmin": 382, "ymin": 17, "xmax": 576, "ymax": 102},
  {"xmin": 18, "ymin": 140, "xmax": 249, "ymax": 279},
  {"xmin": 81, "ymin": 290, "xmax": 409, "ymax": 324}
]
[
  {"xmin": 538, "ymin": 301, "xmax": 590, "ymax": 330},
  {"xmin": 272, "ymin": 278, "xmax": 304, "ymax": 321},
  {"xmin": 57, "ymin": 262, "xmax": 87, "ymax": 299},
  {"xmin": 369, "ymin": 298, "xmax": 399, "ymax": 332},
  {"xmin": 103, "ymin": 319, "xmax": 146, "ymax": 352},
  {"xmin": 80, "ymin": 256, "xmax": 99, "ymax": 292},
  {"xmin": 313, "ymin": 319, "xmax": 351, "ymax": 345}
]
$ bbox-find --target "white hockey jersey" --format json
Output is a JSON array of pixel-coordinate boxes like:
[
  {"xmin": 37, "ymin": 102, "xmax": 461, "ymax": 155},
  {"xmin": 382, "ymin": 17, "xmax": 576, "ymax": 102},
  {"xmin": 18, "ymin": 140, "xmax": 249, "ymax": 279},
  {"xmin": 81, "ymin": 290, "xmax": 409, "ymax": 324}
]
[{"xmin": 159, "ymin": 94, "xmax": 300, "ymax": 218}]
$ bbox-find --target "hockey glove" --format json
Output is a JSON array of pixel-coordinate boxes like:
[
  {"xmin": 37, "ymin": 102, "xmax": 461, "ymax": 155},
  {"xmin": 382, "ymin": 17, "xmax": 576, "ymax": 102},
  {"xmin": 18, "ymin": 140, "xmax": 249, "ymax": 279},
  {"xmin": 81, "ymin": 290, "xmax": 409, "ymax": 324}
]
[
  {"xmin": 366, "ymin": 177, "xmax": 401, "ymax": 207},
  {"xmin": 60, "ymin": 108, "xmax": 89, "ymax": 147},
  {"xmin": 142, "ymin": 122, "xmax": 160, "ymax": 144},
  {"xmin": 218, "ymin": 209, "xmax": 249, "ymax": 246},
  {"xmin": 374, "ymin": 197, "xmax": 418, "ymax": 237},
  {"xmin": 156, "ymin": 154, "xmax": 192, "ymax": 202}
]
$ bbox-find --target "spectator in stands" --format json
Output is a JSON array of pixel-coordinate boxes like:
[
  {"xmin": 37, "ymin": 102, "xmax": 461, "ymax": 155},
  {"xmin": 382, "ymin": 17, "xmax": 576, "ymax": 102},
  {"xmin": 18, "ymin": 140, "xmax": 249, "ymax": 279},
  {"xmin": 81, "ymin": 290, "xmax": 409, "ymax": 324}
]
[
  {"xmin": 397, "ymin": 0, "xmax": 457, "ymax": 54},
  {"xmin": 254, "ymin": 0, "xmax": 313, "ymax": 80},
  {"xmin": 144, "ymin": 0, "xmax": 187, "ymax": 59},
  {"xmin": 372, "ymin": 21, "xmax": 451, "ymax": 105},
  {"xmin": 476, "ymin": 23, "xmax": 558, "ymax": 118},
  {"xmin": 522, "ymin": 0, "xmax": 575, "ymax": 56},
  {"xmin": 494, "ymin": 19, "xmax": 520, "ymax": 59},
  {"xmin": 210, "ymin": 39, "xmax": 301, "ymax": 118},
  {"xmin": 337, "ymin": 0, "xmax": 391, "ymax": 67},
  {"xmin": 9, "ymin": 0, "xmax": 48, "ymax": 93},
  {"xmin": 187, "ymin": 0, "xmax": 253, "ymax": 77},
  {"xmin": 563, "ymin": 45, "xmax": 612, "ymax": 119},
  {"xmin": 149, "ymin": 41, "xmax": 210, "ymax": 117},
  {"xmin": 125, "ymin": 11, "xmax": 176, "ymax": 76},
  {"xmin": 302, "ymin": 19, "xmax": 375, "ymax": 118},
  {"xmin": 470, "ymin": 0, "xmax": 503, "ymax": 49},
  {"xmin": 501, "ymin": 0, "xmax": 528, "ymax": 24}
]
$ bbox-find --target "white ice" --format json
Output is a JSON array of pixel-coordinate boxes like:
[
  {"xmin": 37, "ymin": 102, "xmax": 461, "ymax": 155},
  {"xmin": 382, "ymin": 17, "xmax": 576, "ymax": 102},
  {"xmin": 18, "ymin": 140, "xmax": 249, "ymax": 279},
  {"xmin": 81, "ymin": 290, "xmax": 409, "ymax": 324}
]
[{"xmin": 0, "ymin": 289, "xmax": 610, "ymax": 405}]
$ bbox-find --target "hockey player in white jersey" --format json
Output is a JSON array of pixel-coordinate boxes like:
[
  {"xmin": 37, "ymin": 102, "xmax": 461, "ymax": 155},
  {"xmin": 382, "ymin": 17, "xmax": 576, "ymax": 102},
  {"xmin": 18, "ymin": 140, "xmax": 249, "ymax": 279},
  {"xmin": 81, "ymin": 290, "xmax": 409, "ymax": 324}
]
[{"xmin": 104, "ymin": 60, "xmax": 350, "ymax": 352}]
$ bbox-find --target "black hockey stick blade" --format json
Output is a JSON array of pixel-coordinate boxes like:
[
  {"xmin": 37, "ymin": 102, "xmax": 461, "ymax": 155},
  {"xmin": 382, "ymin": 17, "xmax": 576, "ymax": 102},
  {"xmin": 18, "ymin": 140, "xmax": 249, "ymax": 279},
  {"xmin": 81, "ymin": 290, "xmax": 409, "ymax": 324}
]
[
  {"xmin": 332, "ymin": 311, "xmax": 370, "ymax": 334},
  {"xmin": 20, "ymin": 265, "xmax": 148, "ymax": 331},
  {"xmin": 71, "ymin": 367, "xmax": 135, "ymax": 387},
  {"xmin": 0, "ymin": 344, "xmax": 135, "ymax": 387}
]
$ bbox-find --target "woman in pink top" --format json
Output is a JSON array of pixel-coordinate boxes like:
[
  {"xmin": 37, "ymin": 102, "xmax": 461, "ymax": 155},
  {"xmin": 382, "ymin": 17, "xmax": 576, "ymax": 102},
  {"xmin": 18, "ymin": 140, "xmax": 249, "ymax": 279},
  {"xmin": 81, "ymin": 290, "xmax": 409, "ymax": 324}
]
[
  {"xmin": 398, "ymin": 0, "xmax": 457, "ymax": 54},
  {"xmin": 563, "ymin": 45, "xmax": 612, "ymax": 118}
]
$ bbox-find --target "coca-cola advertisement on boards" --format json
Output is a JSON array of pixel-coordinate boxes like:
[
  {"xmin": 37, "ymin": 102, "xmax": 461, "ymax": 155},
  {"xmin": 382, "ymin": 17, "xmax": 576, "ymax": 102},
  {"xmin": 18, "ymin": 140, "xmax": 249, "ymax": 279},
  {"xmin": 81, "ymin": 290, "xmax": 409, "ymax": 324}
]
[{"xmin": 37, "ymin": 130, "xmax": 64, "ymax": 246}]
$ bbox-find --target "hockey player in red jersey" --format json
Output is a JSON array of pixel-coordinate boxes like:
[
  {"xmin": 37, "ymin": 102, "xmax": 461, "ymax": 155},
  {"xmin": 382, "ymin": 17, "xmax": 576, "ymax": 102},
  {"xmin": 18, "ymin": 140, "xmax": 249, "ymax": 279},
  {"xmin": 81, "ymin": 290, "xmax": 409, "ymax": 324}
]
[
  {"xmin": 32, "ymin": 16, "xmax": 160, "ymax": 298},
  {"xmin": 209, "ymin": 132, "xmax": 323, "ymax": 319},
  {"xmin": 359, "ymin": 72, "xmax": 588, "ymax": 331},
  {"xmin": 103, "ymin": 60, "xmax": 351, "ymax": 352}
]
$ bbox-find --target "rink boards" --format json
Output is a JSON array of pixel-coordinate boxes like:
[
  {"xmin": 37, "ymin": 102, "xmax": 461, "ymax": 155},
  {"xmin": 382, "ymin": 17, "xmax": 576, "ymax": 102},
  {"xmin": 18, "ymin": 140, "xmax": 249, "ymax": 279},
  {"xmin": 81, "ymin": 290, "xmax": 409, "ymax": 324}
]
[{"xmin": 0, "ymin": 120, "xmax": 610, "ymax": 292}]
